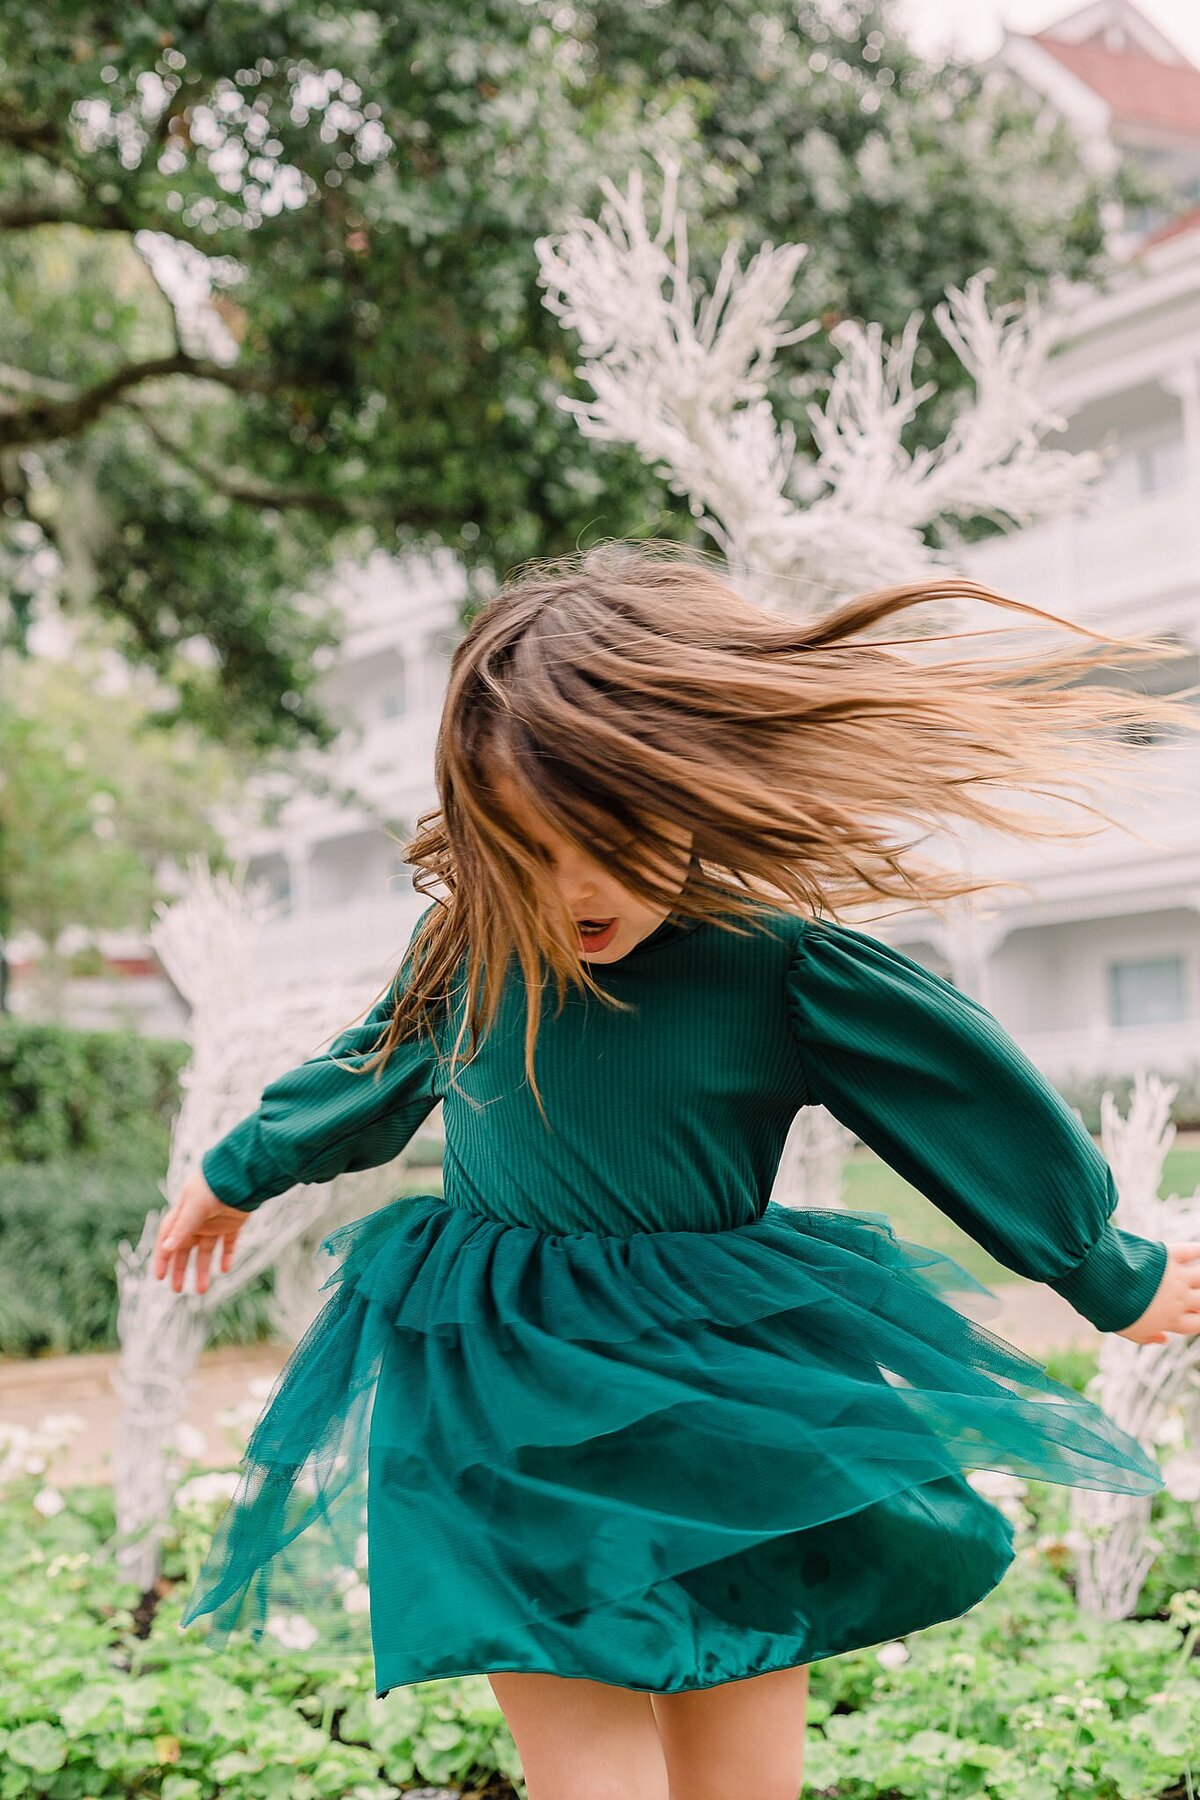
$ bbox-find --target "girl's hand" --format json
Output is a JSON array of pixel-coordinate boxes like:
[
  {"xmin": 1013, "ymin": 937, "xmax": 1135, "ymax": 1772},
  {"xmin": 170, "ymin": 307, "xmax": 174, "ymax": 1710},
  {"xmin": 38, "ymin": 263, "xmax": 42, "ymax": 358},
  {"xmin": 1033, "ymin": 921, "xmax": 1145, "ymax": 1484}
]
[
  {"xmin": 1113, "ymin": 1241, "xmax": 1200, "ymax": 1345},
  {"xmin": 153, "ymin": 1168, "xmax": 251, "ymax": 1295}
]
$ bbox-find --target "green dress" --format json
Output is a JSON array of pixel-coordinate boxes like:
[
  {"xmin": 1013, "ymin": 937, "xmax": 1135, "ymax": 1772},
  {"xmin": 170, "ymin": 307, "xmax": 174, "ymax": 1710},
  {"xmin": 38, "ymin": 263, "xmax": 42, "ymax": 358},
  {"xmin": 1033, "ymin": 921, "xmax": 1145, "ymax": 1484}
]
[{"xmin": 180, "ymin": 904, "xmax": 1167, "ymax": 1697}]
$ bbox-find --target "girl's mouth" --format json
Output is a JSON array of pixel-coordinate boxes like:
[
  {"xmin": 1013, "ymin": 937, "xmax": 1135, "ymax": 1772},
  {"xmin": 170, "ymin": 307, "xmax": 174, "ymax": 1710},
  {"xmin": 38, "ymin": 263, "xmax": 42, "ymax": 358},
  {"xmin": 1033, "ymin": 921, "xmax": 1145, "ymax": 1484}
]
[{"xmin": 576, "ymin": 918, "xmax": 618, "ymax": 952}]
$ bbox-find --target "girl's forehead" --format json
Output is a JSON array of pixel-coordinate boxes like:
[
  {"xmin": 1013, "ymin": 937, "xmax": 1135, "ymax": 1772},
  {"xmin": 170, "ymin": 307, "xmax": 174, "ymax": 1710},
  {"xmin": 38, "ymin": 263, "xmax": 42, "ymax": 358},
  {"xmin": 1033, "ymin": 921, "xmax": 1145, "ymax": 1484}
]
[{"xmin": 489, "ymin": 768, "xmax": 568, "ymax": 844}]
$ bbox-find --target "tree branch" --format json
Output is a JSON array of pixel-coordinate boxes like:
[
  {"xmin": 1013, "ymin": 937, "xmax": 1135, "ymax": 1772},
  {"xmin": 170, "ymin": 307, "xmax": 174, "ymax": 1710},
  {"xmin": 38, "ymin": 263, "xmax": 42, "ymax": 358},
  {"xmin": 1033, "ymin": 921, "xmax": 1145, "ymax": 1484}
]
[
  {"xmin": 128, "ymin": 403, "xmax": 408, "ymax": 525},
  {"xmin": 0, "ymin": 109, "xmax": 62, "ymax": 154},
  {"xmin": 0, "ymin": 353, "xmax": 276, "ymax": 449},
  {"xmin": 0, "ymin": 186, "xmax": 233, "ymax": 256}
]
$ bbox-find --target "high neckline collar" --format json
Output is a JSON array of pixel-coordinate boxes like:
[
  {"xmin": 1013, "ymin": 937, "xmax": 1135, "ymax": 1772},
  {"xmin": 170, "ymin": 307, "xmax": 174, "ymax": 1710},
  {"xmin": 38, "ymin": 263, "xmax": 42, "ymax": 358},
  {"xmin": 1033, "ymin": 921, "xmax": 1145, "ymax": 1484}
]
[{"xmin": 591, "ymin": 911, "xmax": 704, "ymax": 968}]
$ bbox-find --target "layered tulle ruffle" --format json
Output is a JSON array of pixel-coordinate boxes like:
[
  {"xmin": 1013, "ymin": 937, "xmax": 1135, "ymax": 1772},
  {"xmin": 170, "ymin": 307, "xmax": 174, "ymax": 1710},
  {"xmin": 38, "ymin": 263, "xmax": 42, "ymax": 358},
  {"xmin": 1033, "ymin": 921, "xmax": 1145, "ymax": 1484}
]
[{"xmin": 180, "ymin": 1194, "xmax": 1162, "ymax": 1695}]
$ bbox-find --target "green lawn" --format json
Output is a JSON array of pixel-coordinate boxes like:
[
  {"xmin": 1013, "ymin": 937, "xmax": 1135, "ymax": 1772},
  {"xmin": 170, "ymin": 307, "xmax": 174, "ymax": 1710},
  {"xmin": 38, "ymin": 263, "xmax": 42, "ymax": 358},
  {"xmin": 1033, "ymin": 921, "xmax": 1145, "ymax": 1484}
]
[{"xmin": 840, "ymin": 1145, "xmax": 1200, "ymax": 1289}]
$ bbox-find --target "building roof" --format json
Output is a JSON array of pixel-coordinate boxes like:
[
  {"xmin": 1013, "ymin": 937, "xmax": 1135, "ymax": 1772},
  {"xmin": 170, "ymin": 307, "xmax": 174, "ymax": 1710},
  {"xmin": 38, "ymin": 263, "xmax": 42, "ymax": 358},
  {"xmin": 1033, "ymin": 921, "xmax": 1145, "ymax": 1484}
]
[{"xmin": 1032, "ymin": 31, "xmax": 1200, "ymax": 136}]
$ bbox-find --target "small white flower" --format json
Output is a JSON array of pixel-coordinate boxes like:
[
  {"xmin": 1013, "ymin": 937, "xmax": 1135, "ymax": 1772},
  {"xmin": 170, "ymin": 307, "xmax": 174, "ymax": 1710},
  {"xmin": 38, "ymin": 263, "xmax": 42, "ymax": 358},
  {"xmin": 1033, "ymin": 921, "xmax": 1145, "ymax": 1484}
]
[
  {"xmin": 354, "ymin": 1532, "xmax": 369, "ymax": 1570},
  {"xmin": 266, "ymin": 1612, "xmax": 319, "ymax": 1649},
  {"xmin": 33, "ymin": 1487, "xmax": 65, "ymax": 1517},
  {"xmin": 875, "ymin": 1640, "xmax": 910, "ymax": 1669},
  {"xmin": 996, "ymin": 1499, "xmax": 1032, "ymax": 1528},
  {"xmin": 342, "ymin": 1583, "xmax": 371, "ymax": 1615},
  {"xmin": 331, "ymin": 1566, "xmax": 359, "ymax": 1592},
  {"xmin": 1154, "ymin": 1411, "xmax": 1187, "ymax": 1449},
  {"xmin": 248, "ymin": 1375, "xmax": 278, "ymax": 1400},
  {"xmin": 173, "ymin": 1423, "xmax": 208, "ymax": 1461},
  {"xmin": 175, "ymin": 1471, "xmax": 240, "ymax": 1511},
  {"xmin": 216, "ymin": 1399, "xmax": 265, "ymax": 1434},
  {"xmin": 46, "ymin": 1552, "xmax": 89, "ymax": 1577},
  {"xmin": 36, "ymin": 1412, "xmax": 85, "ymax": 1441},
  {"xmin": 23, "ymin": 1455, "xmax": 47, "ymax": 1476},
  {"xmin": 1162, "ymin": 1453, "xmax": 1200, "ymax": 1504},
  {"xmin": 966, "ymin": 1469, "xmax": 1028, "ymax": 1500}
]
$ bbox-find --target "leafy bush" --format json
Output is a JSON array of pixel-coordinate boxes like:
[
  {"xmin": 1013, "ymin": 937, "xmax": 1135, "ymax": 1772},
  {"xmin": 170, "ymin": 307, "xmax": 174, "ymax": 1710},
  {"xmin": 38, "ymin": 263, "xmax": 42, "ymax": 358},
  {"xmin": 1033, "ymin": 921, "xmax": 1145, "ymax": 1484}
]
[
  {"xmin": 0, "ymin": 1141, "xmax": 276, "ymax": 1358},
  {"xmin": 1057, "ymin": 1062, "xmax": 1200, "ymax": 1135},
  {"xmin": 1, "ymin": 1462, "xmax": 522, "ymax": 1799},
  {"xmin": 1, "ymin": 1413, "xmax": 1197, "ymax": 1800},
  {"xmin": 0, "ymin": 1020, "xmax": 188, "ymax": 1163}
]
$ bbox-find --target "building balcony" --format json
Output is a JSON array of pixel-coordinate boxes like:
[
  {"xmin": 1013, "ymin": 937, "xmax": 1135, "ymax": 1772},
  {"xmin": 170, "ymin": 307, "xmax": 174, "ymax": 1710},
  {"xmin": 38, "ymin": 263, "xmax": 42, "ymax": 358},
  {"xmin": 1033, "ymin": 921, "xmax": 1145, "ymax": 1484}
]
[
  {"xmin": 248, "ymin": 894, "xmax": 427, "ymax": 987},
  {"xmin": 961, "ymin": 478, "xmax": 1200, "ymax": 617},
  {"xmin": 1017, "ymin": 1015, "xmax": 1198, "ymax": 1084}
]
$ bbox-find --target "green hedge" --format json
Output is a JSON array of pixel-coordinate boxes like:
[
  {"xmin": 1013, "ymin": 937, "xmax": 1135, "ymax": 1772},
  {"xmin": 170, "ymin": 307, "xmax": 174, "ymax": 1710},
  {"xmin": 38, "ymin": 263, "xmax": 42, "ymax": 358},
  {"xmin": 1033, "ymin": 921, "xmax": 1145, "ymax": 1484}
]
[
  {"xmin": 1058, "ymin": 1062, "xmax": 1200, "ymax": 1135},
  {"xmin": 0, "ymin": 1018, "xmax": 189, "ymax": 1163},
  {"xmin": 0, "ymin": 1138, "xmax": 277, "ymax": 1359}
]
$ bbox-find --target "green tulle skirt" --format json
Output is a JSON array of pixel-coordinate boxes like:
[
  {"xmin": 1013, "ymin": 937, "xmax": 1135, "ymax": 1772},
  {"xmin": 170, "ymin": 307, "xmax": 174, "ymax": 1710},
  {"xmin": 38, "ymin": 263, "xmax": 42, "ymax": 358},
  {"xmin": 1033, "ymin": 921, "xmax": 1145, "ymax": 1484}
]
[{"xmin": 179, "ymin": 1193, "xmax": 1162, "ymax": 1696}]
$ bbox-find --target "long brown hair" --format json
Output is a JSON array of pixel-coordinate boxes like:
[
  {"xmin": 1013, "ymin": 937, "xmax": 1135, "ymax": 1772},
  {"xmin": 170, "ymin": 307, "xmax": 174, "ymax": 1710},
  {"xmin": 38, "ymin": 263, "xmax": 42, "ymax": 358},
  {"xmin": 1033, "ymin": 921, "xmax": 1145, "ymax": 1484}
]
[{"xmin": 356, "ymin": 538, "xmax": 1200, "ymax": 1115}]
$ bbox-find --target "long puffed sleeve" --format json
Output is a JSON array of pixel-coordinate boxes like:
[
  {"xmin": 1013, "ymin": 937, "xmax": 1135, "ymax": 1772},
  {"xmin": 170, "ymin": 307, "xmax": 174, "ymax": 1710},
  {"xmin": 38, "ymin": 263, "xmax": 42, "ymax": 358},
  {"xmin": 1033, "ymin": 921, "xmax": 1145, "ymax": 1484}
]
[
  {"xmin": 785, "ymin": 916, "xmax": 1168, "ymax": 1334},
  {"xmin": 201, "ymin": 908, "xmax": 442, "ymax": 1213}
]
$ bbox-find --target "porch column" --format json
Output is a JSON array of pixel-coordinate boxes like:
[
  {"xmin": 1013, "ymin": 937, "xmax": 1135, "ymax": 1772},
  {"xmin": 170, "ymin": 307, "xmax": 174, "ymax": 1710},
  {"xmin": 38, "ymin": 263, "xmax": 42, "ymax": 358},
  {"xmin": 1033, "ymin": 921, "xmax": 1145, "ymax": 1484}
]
[
  {"xmin": 284, "ymin": 843, "xmax": 314, "ymax": 917},
  {"xmin": 1160, "ymin": 357, "xmax": 1200, "ymax": 556},
  {"xmin": 941, "ymin": 904, "xmax": 1009, "ymax": 1011}
]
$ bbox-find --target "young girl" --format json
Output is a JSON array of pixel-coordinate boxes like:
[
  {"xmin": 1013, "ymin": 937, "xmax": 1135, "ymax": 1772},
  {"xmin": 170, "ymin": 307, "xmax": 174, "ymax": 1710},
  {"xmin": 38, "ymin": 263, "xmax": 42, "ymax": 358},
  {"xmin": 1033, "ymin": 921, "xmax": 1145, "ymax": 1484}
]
[{"xmin": 155, "ymin": 541, "xmax": 1200, "ymax": 1800}]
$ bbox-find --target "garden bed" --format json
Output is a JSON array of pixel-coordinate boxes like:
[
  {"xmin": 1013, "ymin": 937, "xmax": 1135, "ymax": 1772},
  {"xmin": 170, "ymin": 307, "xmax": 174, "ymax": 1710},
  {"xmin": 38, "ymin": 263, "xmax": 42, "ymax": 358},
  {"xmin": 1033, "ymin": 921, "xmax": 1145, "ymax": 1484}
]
[{"xmin": 1, "ymin": 1358, "xmax": 1196, "ymax": 1800}]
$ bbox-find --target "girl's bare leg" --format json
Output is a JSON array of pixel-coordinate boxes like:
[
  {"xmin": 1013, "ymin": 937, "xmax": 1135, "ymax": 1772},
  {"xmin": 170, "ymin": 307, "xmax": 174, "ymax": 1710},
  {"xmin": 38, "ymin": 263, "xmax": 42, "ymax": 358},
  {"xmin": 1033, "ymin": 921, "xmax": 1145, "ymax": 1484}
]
[
  {"xmin": 488, "ymin": 1671, "xmax": 670, "ymax": 1800},
  {"xmin": 651, "ymin": 1663, "xmax": 809, "ymax": 1800}
]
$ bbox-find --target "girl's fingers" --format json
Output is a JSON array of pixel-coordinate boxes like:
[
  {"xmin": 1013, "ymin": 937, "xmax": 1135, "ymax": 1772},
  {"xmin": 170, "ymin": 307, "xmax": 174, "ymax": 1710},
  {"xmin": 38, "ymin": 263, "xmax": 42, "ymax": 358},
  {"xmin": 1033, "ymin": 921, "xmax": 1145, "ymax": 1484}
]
[
  {"xmin": 194, "ymin": 1242, "xmax": 214, "ymax": 1295},
  {"xmin": 153, "ymin": 1214, "xmax": 179, "ymax": 1276}
]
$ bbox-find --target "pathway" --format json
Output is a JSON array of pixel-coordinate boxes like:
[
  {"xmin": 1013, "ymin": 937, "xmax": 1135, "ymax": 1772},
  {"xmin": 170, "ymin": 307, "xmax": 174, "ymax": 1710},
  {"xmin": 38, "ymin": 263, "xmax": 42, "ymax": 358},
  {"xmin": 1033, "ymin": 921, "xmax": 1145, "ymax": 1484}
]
[{"xmin": 0, "ymin": 1281, "xmax": 1101, "ymax": 1489}]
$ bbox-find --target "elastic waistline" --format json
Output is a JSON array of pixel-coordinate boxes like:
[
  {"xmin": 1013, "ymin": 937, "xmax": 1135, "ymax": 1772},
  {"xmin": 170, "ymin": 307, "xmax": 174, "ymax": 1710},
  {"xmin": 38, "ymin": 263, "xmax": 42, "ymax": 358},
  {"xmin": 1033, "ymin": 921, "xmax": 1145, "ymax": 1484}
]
[{"xmin": 407, "ymin": 1190, "xmax": 805, "ymax": 1245}]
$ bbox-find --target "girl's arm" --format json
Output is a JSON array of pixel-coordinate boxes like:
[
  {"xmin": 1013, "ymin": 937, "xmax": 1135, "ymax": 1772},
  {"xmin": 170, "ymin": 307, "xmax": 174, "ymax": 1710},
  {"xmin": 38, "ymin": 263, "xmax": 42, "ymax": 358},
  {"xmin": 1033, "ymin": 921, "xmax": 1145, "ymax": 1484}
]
[
  {"xmin": 200, "ymin": 904, "xmax": 442, "ymax": 1214},
  {"xmin": 784, "ymin": 916, "xmax": 1170, "ymax": 1335}
]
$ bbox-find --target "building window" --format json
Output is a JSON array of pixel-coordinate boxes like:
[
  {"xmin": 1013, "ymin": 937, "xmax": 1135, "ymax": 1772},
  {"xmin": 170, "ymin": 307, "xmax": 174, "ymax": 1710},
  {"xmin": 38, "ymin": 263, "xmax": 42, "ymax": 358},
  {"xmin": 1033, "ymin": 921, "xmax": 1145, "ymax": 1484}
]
[
  {"xmin": 1099, "ymin": 430, "xmax": 1186, "ymax": 503},
  {"xmin": 245, "ymin": 856, "xmax": 292, "ymax": 915},
  {"xmin": 1107, "ymin": 956, "xmax": 1188, "ymax": 1028}
]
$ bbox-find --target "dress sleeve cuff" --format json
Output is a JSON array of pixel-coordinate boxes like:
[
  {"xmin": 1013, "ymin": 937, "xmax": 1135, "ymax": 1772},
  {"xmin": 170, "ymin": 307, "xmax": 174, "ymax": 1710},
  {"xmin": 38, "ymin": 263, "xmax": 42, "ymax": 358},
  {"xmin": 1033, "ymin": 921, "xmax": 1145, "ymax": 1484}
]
[
  {"xmin": 1046, "ymin": 1223, "xmax": 1168, "ymax": 1333},
  {"xmin": 201, "ymin": 1120, "xmax": 290, "ymax": 1214}
]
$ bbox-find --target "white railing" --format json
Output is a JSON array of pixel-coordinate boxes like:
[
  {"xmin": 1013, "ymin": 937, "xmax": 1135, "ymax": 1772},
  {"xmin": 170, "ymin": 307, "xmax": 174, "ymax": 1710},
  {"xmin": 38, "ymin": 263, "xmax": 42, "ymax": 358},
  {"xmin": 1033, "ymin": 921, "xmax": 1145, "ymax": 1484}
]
[
  {"xmin": 962, "ymin": 480, "xmax": 1200, "ymax": 614},
  {"xmin": 251, "ymin": 897, "xmax": 426, "ymax": 987},
  {"xmin": 1018, "ymin": 1016, "xmax": 1199, "ymax": 1083}
]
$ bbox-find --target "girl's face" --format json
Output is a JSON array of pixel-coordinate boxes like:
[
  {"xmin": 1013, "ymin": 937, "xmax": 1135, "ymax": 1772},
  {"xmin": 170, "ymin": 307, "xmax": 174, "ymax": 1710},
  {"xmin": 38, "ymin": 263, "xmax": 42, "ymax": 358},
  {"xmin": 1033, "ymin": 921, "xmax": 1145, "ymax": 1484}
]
[{"xmin": 490, "ymin": 770, "xmax": 693, "ymax": 963}]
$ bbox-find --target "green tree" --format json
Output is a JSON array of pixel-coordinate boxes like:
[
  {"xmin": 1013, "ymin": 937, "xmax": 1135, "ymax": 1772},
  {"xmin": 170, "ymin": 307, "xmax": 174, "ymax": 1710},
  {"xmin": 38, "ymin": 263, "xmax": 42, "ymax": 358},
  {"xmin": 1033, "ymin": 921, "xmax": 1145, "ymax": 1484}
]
[
  {"xmin": 0, "ymin": 0, "xmax": 1150, "ymax": 751},
  {"xmin": 0, "ymin": 645, "xmax": 236, "ymax": 1013}
]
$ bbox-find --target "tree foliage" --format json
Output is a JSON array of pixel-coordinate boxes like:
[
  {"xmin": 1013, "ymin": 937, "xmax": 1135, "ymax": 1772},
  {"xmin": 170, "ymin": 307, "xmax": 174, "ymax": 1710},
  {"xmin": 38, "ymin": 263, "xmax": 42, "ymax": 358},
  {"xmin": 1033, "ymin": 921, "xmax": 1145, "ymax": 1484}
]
[
  {"xmin": 0, "ymin": 0, "xmax": 1144, "ymax": 747},
  {"xmin": 0, "ymin": 650, "xmax": 235, "ymax": 990}
]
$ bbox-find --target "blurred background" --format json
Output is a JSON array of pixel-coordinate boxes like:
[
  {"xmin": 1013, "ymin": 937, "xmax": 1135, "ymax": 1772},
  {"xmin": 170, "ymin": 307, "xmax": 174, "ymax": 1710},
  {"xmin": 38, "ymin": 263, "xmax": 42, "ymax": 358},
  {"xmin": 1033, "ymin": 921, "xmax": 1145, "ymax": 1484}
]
[
  {"xmin": 4, "ymin": 0, "xmax": 1200, "ymax": 1345},
  {"xmin": 3, "ymin": 6, "xmax": 1200, "ymax": 1795}
]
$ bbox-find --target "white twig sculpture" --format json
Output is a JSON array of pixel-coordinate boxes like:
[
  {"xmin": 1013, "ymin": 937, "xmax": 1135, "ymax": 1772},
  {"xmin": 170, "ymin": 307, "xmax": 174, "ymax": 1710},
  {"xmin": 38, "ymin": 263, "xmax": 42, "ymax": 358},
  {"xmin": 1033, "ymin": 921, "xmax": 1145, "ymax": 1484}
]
[
  {"xmin": 770, "ymin": 1106, "xmax": 855, "ymax": 1213},
  {"xmin": 1070, "ymin": 1073, "xmax": 1200, "ymax": 1619},
  {"xmin": 112, "ymin": 858, "xmax": 438, "ymax": 1587},
  {"xmin": 535, "ymin": 156, "xmax": 1103, "ymax": 610}
]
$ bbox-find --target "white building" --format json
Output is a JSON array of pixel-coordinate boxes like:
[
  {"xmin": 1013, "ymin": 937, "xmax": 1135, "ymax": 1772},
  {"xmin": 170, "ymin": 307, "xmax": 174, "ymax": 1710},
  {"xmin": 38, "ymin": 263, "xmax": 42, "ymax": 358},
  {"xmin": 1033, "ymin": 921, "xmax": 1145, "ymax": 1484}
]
[
  {"xmin": 878, "ymin": 0, "xmax": 1200, "ymax": 1091},
  {"xmin": 995, "ymin": 0, "xmax": 1200, "ymax": 235},
  {"xmin": 217, "ymin": 546, "xmax": 464, "ymax": 993}
]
